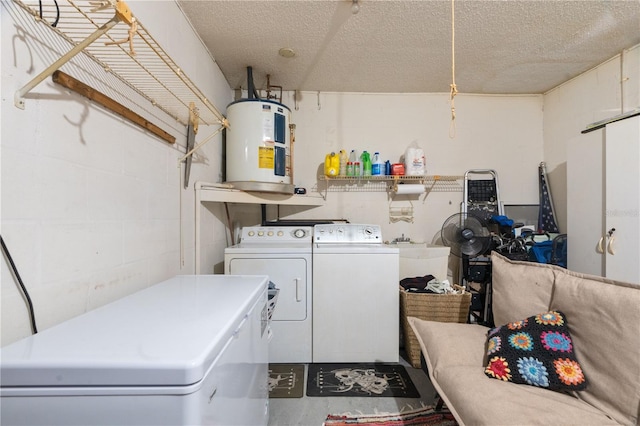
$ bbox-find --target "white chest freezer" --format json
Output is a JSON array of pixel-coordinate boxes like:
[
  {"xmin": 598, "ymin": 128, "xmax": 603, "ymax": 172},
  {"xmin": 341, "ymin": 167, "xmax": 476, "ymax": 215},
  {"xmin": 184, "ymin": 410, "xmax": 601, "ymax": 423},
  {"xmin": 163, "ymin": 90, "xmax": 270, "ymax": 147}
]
[{"xmin": 0, "ymin": 275, "xmax": 269, "ymax": 426}]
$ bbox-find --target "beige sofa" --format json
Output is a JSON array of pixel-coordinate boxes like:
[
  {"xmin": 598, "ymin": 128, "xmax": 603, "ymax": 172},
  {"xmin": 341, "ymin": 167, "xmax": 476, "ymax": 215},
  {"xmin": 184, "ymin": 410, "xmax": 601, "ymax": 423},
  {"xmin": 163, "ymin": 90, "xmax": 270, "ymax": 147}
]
[{"xmin": 409, "ymin": 252, "xmax": 640, "ymax": 425}]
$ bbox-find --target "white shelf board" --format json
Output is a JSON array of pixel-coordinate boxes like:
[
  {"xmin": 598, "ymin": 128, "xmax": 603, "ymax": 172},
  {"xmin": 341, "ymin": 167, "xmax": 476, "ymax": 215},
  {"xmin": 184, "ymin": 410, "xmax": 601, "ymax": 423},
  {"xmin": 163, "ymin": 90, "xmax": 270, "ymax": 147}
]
[
  {"xmin": 194, "ymin": 182, "xmax": 323, "ymax": 274},
  {"xmin": 197, "ymin": 184, "xmax": 324, "ymax": 206}
]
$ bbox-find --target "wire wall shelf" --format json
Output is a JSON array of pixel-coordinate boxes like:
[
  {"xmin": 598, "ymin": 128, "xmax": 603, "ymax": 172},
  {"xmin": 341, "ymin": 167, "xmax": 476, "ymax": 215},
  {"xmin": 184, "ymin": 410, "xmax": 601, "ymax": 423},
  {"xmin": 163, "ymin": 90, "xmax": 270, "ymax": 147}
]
[
  {"xmin": 314, "ymin": 175, "xmax": 463, "ymax": 199},
  {"xmin": 13, "ymin": 0, "xmax": 226, "ymax": 129}
]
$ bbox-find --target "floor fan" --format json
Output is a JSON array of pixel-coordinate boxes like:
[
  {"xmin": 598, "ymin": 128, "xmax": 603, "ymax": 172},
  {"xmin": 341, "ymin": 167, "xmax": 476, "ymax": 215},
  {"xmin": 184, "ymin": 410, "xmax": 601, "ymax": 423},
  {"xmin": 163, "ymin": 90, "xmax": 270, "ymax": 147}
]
[
  {"xmin": 440, "ymin": 213, "xmax": 492, "ymax": 258},
  {"xmin": 441, "ymin": 212, "xmax": 494, "ymax": 325}
]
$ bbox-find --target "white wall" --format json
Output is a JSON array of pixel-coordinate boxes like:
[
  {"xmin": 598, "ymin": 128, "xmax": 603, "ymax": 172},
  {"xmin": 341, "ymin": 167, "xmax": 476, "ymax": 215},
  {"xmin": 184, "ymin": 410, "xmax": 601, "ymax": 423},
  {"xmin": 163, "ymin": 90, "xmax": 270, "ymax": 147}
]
[
  {"xmin": 1, "ymin": 1, "xmax": 233, "ymax": 345},
  {"xmin": 272, "ymin": 92, "xmax": 544, "ymax": 245},
  {"xmin": 543, "ymin": 44, "xmax": 640, "ymax": 232}
]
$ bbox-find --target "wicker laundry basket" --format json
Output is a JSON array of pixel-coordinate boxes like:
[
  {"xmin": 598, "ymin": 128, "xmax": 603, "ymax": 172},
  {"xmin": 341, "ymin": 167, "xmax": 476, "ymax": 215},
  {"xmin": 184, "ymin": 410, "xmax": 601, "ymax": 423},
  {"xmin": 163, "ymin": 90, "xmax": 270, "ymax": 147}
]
[{"xmin": 400, "ymin": 285, "xmax": 471, "ymax": 368}]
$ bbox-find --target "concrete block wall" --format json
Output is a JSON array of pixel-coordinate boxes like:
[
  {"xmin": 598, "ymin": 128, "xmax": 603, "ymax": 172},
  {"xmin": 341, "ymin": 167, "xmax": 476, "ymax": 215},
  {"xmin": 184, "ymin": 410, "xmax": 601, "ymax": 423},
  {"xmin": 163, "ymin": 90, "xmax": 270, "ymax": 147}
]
[{"xmin": 1, "ymin": 0, "xmax": 232, "ymax": 345}]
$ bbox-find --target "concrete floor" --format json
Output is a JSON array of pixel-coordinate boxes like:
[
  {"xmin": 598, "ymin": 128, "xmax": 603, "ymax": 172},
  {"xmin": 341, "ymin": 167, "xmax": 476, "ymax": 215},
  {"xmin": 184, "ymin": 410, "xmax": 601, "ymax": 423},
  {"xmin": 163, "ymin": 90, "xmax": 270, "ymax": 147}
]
[{"xmin": 268, "ymin": 355, "xmax": 438, "ymax": 426}]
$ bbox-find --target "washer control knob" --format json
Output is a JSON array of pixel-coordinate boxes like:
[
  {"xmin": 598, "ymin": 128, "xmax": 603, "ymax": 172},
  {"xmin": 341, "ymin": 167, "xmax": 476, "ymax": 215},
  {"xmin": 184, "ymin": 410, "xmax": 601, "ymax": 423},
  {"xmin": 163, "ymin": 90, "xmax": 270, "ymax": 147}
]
[
  {"xmin": 268, "ymin": 231, "xmax": 274, "ymax": 236},
  {"xmin": 277, "ymin": 231, "xmax": 284, "ymax": 237},
  {"xmin": 247, "ymin": 231, "xmax": 255, "ymax": 237},
  {"xmin": 293, "ymin": 229, "xmax": 306, "ymax": 238},
  {"xmin": 258, "ymin": 231, "xmax": 264, "ymax": 236}
]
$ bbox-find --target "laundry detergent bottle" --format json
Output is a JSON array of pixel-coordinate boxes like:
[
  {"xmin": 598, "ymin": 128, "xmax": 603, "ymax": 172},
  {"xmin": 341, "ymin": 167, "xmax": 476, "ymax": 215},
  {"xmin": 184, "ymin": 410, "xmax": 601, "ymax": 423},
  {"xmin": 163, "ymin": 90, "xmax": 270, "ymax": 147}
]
[
  {"xmin": 372, "ymin": 152, "xmax": 383, "ymax": 176},
  {"xmin": 324, "ymin": 152, "xmax": 339, "ymax": 176}
]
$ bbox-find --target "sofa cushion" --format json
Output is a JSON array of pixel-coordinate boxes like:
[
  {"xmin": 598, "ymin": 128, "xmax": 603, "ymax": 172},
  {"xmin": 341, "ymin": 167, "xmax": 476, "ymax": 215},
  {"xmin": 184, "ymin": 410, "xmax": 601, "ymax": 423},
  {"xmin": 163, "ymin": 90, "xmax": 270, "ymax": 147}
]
[
  {"xmin": 408, "ymin": 318, "xmax": 491, "ymax": 424},
  {"xmin": 407, "ymin": 318, "xmax": 489, "ymax": 371},
  {"xmin": 484, "ymin": 311, "xmax": 587, "ymax": 391},
  {"xmin": 490, "ymin": 252, "xmax": 557, "ymax": 326},
  {"xmin": 550, "ymin": 269, "xmax": 640, "ymax": 425},
  {"xmin": 435, "ymin": 366, "xmax": 619, "ymax": 425}
]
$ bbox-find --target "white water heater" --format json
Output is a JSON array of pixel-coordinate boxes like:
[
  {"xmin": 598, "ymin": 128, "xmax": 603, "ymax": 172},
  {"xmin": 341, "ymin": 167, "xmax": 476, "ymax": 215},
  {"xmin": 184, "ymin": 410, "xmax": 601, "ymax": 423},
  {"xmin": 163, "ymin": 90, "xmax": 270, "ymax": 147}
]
[{"xmin": 225, "ymin": 99, "xmax": 293, "ymax": 194}]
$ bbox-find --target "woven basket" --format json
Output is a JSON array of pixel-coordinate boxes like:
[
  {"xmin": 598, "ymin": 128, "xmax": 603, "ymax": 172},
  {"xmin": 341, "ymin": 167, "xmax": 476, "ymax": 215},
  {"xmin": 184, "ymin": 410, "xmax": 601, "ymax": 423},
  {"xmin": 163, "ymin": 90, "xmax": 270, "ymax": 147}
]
[{"xmin": 400, "ymin": 285, "xmax": 471, "ymax": 368}]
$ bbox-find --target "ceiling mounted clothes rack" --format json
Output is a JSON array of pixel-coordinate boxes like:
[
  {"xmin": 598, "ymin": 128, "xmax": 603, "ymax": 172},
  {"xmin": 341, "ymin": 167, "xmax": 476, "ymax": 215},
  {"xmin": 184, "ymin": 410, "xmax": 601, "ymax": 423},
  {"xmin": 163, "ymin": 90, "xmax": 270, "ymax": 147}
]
[{"xmin": 13, "ymin": 0, "xmax": 227, "ymax": 139}]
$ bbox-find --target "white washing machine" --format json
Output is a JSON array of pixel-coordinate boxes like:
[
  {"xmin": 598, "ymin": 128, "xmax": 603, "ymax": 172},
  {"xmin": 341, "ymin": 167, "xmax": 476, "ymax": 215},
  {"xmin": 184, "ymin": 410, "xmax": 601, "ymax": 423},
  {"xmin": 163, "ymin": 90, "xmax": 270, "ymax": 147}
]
[
  {"xmin": 225, "ymin": 226, "xmax": 313, "ymax": 363},
  {"xmin": 313, "ymin": 224, "xmax": 399, "ymax": 363}
]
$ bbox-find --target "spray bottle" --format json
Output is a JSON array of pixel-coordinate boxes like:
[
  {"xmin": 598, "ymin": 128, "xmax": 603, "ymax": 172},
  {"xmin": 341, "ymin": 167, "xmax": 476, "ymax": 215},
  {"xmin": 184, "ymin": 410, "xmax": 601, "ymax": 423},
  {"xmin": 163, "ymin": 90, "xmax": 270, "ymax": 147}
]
[{"xmin": 361, "ymin": 151, "xmax": 372, "ymax": 176}]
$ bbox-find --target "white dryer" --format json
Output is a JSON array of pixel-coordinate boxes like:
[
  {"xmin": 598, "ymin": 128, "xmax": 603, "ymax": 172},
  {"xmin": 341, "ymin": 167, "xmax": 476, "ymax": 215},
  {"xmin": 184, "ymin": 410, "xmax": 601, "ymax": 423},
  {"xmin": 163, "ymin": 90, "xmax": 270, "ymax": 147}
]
[
  {"xmin": 313, "ymin": 224, "xmax": 399, "ymax": 363},
  {"xmin": 225, "ymin": 226, "xmax": 313, "ymax": 363}
]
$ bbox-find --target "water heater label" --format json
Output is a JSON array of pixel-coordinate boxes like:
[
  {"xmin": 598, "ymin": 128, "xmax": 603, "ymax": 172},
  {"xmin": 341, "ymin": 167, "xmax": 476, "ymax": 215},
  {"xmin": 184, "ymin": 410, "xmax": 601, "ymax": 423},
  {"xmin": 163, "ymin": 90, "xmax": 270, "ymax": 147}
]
[
  {"xmin": 262, "ymin": 115, "xmax": 274, "ymax": 142},
  {"xmin": 258, "ymin": 146, "xmax": 274, "ymax": 169}
]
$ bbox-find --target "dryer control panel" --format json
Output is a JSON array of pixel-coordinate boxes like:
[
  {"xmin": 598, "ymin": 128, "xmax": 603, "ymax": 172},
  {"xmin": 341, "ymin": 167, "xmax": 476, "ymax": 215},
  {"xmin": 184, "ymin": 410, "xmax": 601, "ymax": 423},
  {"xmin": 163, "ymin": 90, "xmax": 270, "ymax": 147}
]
[
  {"xmin": 314, "ymin": 224, "xmax": 382, "ymax": 244},
  {"xmin": 239, "ymin": 226, "xmax": 313, "ymax": 244}
]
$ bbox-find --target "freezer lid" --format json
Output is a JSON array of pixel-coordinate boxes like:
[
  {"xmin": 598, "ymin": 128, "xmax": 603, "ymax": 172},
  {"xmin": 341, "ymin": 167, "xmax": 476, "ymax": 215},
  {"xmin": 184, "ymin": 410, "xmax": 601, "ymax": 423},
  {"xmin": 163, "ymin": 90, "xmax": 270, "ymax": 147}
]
[{"xmin": 0, "ymin": 275, "xmax": 267, "ymax": 388}]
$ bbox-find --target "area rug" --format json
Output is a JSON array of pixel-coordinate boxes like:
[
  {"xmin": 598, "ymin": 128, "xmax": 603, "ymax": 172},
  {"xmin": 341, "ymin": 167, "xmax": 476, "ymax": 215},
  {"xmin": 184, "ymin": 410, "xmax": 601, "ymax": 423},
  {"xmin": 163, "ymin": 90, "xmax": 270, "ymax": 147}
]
[
  {"xmin": 323, "ymin": 405, "xmax": 458, "ymax": 426},
  {"xmin": 268, "ymin": 364, "xmax": 305, "ymax": 398},
  {"xmin": 307, "ymin": 363, "xmax": 420, "ymax": 398}
]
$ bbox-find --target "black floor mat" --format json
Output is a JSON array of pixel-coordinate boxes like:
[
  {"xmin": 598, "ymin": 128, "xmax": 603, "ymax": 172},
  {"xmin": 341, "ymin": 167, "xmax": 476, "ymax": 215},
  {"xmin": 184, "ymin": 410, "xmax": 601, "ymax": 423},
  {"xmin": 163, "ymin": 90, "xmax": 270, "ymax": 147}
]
[
  {"xmin": 306, "ymin": 363, "xmax": 420, "ymax": 398},
  {"xmin": 269, "ymin": 364, "xmax": 305, "ymax": 398}
]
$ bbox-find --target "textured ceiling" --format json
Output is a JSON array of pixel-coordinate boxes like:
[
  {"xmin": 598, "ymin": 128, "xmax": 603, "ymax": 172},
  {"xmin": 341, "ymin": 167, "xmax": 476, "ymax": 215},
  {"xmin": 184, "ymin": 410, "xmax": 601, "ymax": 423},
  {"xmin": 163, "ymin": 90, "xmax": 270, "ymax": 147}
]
[{"xmin": 178, "ymin": 0, "xmax": 640, "ymax": 94}]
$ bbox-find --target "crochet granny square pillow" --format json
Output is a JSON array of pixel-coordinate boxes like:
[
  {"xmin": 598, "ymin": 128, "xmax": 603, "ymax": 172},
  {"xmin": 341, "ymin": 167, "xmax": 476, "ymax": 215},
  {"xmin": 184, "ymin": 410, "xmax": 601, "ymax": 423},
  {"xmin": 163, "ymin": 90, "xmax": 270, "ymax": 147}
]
[{"xmin": 484, "ymin": 311, "xmax": 587, "ymax": 391}]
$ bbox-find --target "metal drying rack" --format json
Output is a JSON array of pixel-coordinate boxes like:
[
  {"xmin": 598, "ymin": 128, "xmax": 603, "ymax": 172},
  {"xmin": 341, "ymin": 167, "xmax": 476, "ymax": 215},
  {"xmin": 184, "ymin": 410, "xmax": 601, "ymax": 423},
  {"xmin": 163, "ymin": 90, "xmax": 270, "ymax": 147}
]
[{"xmin": 12, "ymin": 0, "xmax": 227, "ymax": 153}]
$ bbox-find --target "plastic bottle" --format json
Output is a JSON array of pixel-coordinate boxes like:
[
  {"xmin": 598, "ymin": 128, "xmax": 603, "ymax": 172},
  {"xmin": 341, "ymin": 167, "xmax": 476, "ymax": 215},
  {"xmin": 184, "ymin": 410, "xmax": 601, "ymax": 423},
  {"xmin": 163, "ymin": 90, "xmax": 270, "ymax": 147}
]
[
  {"xmin": 384, "ymin": 160, "xmax": 391, "ymax": 176},
  {"xmin": 324, "ymin": 152, "xmax": 339, "ymax": 176},
  {"xmin": 346, "ymin": 161, "xmax": 354, "ymax": 176},
  {"xmin": 332, "ymin": 152, "xmax": 340, "ymax": 175},
  {"xmin": 372, "ymin": 152, "xmax": 383, "ymax": 176},
  {"xmin": 339, "ymin": 150, "xmax": 348, "ymax": 176},
  {"xmin": 404, "ymin": 142, "xmax": 426, "ymax": 176},
  {"xmin": 347, "ymin": 150, "xmax": 357, "ymax": 177},
  {"xmin": 349, "ymin": 149, "xmax": 357, "ymax": 164},
  {"xmin": 361, "ymin": 151, "xmax": 372, "ymax": 176}
]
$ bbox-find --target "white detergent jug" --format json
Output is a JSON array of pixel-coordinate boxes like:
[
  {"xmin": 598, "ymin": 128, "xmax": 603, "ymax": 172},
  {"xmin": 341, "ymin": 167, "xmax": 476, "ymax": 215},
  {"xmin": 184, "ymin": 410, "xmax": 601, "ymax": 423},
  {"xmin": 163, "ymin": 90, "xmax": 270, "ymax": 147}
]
[
  {"xmin": 372, "ymin": 152, "xmax": 383, "ymax": 175},
  {"xmin": 404, "ymin": 142, "xmax": 425, "ymax": 175}
]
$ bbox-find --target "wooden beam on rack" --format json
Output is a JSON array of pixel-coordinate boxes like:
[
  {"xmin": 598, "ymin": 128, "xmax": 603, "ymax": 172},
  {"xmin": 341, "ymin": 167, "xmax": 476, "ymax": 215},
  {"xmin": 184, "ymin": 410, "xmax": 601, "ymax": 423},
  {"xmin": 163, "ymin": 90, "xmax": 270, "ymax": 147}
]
[
  {"xmin": 52, "ymin": 70, "xmax": 176, "ymax": 144},
  {"xmin": 15, "ymin": 15, "xmax": 120, "ymax": 109}
]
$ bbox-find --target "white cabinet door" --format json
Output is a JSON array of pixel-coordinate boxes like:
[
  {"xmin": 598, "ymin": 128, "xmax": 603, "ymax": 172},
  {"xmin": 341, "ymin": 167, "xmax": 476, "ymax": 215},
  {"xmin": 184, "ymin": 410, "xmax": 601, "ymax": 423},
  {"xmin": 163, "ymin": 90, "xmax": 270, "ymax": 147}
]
[
  {"xmin": 604, "ymin": 116, "xmax": 640, "ymax": 283},
  {"xmin": 567, "ymin": 130, "xmax": 605, "ymax": 276},
  {"xmin": 568, "ymin": 115, "xmax": 640, "ymax": 283}
]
